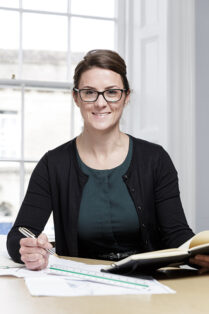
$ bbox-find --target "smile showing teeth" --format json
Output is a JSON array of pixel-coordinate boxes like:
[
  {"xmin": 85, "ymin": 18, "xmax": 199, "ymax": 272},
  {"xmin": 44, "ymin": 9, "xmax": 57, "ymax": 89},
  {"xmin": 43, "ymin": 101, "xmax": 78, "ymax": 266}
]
[{"xmin": 92, "ymin": 112, "xmax": 110, "ymax": 116}]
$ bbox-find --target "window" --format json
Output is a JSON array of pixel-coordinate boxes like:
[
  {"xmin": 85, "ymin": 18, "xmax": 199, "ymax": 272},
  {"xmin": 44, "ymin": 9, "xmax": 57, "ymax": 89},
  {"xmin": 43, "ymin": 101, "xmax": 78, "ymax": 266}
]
[{"xmin": 0, "ymin": 0, "xmax": 118, "ymax": 226}]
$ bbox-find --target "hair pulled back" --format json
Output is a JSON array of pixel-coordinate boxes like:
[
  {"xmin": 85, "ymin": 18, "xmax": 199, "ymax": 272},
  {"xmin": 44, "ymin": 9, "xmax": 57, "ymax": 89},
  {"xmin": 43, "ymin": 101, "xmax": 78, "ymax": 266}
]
[{"xmin": 73, "ymin": 49, "xmax": 130, "ymax": 92}]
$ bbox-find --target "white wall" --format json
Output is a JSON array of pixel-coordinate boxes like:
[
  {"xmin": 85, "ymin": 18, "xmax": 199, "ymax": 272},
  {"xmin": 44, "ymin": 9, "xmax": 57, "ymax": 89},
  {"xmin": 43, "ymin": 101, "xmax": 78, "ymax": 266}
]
[
  {"xmin": 121, "ymin": 0, "xmax": 196, "ymax": 230},
  {"xmin": 195, "ymin": 0, "xmax": 209, "ymax": 232}
]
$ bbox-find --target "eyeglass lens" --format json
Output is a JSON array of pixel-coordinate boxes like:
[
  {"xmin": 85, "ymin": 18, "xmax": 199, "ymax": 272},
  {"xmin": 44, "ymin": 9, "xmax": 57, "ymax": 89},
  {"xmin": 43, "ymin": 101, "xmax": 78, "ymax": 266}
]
[{"xmin": 80, "ymin": 89, "xmax": 123, "ymax": 102}]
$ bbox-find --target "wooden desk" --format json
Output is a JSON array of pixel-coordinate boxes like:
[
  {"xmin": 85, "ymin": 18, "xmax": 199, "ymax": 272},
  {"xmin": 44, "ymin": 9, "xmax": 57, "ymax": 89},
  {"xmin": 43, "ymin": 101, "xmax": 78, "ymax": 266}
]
[{"xmin": 1, "ymin": 256, "xmax": 209, "ymax": 314}]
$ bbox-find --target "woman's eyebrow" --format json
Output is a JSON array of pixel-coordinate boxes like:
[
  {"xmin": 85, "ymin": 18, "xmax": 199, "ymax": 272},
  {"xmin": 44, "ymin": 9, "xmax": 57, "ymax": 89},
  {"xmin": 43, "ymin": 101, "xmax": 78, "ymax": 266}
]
[
  {"xmin": 80, "ymin": 85, "xmax": 96, "ymax": 89},
  {"xmin": 80, "ymin": 85, "xmax": 121, "ymax": 89},
  {"xmin": 105, "ymin": 85, "xmax": 121, "ymax": 89}
]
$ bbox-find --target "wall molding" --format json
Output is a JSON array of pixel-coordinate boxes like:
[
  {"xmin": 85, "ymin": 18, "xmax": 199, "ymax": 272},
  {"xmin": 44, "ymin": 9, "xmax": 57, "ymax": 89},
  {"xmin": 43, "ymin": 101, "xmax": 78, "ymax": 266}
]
[
  {"xmin": 167, "ymin": 0, "xmax": 196, "ymax": 229},
  {"xmin": 118, "ymin": 0, "xmax": 196, "ymax": 229}
]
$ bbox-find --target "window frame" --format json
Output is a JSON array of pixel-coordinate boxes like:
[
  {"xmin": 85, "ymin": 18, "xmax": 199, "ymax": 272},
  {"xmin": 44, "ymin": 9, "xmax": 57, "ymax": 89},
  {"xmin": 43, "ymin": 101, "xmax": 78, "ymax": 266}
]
[
  {"xmin": 0, "ymin": 1, "xmax": 118, "ymax": 81},
  {"xmin": 0, "ymin": 0, "xmax": 124, "ymax": 220}
]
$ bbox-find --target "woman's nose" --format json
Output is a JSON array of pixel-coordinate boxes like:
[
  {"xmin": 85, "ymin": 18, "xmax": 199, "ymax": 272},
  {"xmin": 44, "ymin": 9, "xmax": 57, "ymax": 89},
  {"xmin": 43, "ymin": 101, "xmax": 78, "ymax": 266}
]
[{"xmin": 95, "ymin": 94, "xmax": 107, "ymax": 107}]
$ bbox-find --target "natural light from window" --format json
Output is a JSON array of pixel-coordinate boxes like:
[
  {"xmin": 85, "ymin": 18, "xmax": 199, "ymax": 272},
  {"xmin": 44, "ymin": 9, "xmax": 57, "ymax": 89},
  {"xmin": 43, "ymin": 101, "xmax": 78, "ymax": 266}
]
[{"xmin": 0, "ymin": 0, "xmax": 117, "ymax": 231}]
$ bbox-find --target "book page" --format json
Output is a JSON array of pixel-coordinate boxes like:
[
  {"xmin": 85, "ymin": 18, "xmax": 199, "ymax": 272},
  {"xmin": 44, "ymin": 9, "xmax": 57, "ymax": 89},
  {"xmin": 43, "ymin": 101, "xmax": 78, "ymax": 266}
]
[
  {"xmin": 120, "ymin": 248, "xmax": 186, "ymax": 263},
  {"xmin": 189, "ymin": 230, "xmax": 209, "ymax": 249},
  {"xmin": 179, "ymin": 238, "xmax": 192, "ymax": 250}
]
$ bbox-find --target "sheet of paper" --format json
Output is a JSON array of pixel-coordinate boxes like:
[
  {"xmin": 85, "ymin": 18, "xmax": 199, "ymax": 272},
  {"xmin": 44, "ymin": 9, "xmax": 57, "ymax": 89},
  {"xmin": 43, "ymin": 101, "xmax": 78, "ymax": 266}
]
[
  {"xmin": 49, "ymin": 254, "xmax": 103, "ymax": 271},
  {"xmin": 0, "ymin": 266, "xmax": 49, "ymax": 277},
  {"xmin": 0, "ymin": 236, "xmax": 175, "ymax": 295},
  {"xmin": 0, "ymin": 235, "xmax": 25, "ymax": 271},
  {"xmin": 0, "ymin": 254, "xmax": 110, "ymax": 278},
  {"xmin": 0, "ymin": 251, "xmax": 23, "ymax": 269},
  {"xmin": 0, "ymin": 234, "xmax": 48, "ymax": 277},
  {"xmin": 179, "ymin": 238, "xmax": 192, "ymax": 249},
  {"xmin": 42, "ymin": 255, "xmax": 175, "ymax": 296},
  {"xmin": 25, "ymin": 275, "xmax": 175, "ymax": 296}
]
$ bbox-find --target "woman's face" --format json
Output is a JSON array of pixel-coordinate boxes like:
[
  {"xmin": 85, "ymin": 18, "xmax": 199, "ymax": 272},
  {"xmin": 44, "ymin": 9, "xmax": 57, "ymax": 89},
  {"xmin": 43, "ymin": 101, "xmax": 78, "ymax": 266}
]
[{"xmin": 73, "ymin": 67, "xmax": 129, "ymax": 133}]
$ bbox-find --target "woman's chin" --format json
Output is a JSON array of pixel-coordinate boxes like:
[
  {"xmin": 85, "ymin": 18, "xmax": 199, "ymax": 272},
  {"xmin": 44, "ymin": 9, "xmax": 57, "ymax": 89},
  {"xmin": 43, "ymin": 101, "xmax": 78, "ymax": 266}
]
[{"xmin": 87, "ymin": 122, "xmax": 118, "ymax": 133}]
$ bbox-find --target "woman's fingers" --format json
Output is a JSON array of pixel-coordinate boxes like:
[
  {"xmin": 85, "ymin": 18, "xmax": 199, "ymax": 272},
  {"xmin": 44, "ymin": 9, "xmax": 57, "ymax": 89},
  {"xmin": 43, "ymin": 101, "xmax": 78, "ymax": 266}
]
[
  {"xmin": 21, "ymin": 251, "xmax": 50, "ymax": 270},
  {"xmin": 20, "ymin": 237, "xmax": 38, "ymax": 247},
  {"xmin": 20, "ymin": 252, "xmax": 45, "ymax": 262},
  {"xmin": 189, "ymin": 254, "xmax": 209, "ymax": 274},
  {"xmin": 20, "ymin": 233, "xmax": 52, "ymax": 252},
  {"xmin": 19, "ymin": 233, "xmax": 52, "ymax": 270},
  {"xmin": 198, "ymin": 267, "xmax": 209, "ymax": 275},
  {"xmin": 23, "ymin": 254, "xmax": 49, "ymax": 270},
  {"xmin": 37, "ymin": 233, "xmax": 53, "ymax": 250},
  {"xmin": 19, "ymin": 245, "xmax": 47, "ymax": 256}
]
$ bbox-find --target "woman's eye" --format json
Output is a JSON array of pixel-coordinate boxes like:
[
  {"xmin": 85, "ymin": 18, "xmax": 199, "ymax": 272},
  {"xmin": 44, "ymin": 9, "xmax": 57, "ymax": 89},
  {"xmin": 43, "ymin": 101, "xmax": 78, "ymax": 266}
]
[
  {"xmin": 84, "ymin": 90, "xmax": 94, "ymax": 95},
  {"xmin": 106, "ymin": 90, "xmax": 118, "ymax": 95}
]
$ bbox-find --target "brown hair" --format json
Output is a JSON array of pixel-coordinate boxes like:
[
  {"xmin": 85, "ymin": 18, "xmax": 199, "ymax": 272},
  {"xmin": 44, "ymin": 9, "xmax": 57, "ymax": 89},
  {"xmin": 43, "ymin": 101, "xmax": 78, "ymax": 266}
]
[{"xmin": 73, "ymin": 49, "xmax": 130, "ymax": 92}]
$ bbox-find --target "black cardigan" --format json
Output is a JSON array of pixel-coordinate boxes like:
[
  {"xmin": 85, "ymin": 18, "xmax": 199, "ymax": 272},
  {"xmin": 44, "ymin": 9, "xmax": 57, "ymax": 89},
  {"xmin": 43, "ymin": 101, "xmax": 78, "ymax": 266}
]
[{"xmin": 7, "ymin": 136, "xmax": 194, "ymax": 263}]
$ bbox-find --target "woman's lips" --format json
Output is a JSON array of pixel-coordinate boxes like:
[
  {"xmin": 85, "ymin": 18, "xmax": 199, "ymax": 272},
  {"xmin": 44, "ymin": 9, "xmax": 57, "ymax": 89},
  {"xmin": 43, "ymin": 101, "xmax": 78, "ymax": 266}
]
[{"xmin": 92, "ymin": 112, "xmax": 111, "ymax": 117}]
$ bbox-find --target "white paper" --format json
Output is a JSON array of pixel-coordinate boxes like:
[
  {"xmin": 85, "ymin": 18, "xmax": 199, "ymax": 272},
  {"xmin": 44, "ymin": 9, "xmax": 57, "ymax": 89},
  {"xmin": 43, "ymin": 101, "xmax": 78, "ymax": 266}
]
[
  {"xmin": 179, "ymin": 238, "xmax": 193, "ymax": 249},
  {"xmin": 0, "ymin": 236, "xmax": 25, "ymax": 273},
  {"xmin": 25, "ymin": 274, "xmax": 175, "ymax": 296},
  {"xmin": 49, "ymin": 254, "xmax": 103, "ymax": 272},
  {"xmin": 0, "ymin": 251, "xmax": 23, "ymax": 269},
  {"xmin": 42, "ymin": 255, "xmax": 175, "ymax": 296},
  {"xmin": 0, "ymin": 236, "xmax": 175, "ymax": 295}
]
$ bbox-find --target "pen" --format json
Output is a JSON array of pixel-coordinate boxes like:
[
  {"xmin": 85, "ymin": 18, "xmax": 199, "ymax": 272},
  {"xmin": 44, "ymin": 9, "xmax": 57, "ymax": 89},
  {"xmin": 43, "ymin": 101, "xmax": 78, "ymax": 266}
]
[{"xmin": 18, "ymin": 227, "xmax": 55, "ymax": 255}]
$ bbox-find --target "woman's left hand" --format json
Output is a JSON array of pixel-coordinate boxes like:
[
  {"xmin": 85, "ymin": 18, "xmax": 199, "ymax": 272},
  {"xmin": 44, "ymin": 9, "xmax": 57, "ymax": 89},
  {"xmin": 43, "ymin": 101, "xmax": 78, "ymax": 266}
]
[{"xmin": 189, "ymin": 254, "xmax": 209, "ymax": 274}]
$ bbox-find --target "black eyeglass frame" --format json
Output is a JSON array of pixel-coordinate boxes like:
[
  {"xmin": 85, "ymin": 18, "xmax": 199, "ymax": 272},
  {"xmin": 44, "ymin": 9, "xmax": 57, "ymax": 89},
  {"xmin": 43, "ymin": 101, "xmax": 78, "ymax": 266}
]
[{"xmin": 73, "ymin": 88, "xmax": 127, "ymax": 103}]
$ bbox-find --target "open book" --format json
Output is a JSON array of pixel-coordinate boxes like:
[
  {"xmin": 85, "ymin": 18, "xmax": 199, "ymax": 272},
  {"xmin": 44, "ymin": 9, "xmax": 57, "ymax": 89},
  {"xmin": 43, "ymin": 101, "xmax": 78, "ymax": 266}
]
[{"xmin": 102, "ymin": 231, "xmax": 209, "ymax": 274}]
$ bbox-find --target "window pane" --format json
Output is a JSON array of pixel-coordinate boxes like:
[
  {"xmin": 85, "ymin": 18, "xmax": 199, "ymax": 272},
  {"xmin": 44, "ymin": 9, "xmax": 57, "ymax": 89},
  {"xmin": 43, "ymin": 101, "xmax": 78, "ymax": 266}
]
[
  {"xmin": 0, "ymin": 1, "xmax": 19, "ymax": 8},
  {"xmin": 0, "ymin": 10, "xmax": 19, "ymax": 79},
  {"xmin": 24, "ymin": 89, "xmax": 72, "ymax": 160},
  {"xmin": 70, "ymin": 18, "xmax": 115, "ymax": 80},
  {"xmin": 22, "ymin": 0, "xmax": 67, "ymax": 13},
  {"xmin": 73, "ymin": 102, "xmax": 83, "ymax": 137},
  {"xmin": 0, "ymin": 222, "xmax": 13, "ymax": 235},
  {"xmin": 22, "ymin": 13, "xmax": 68, "ymax": 81},
  {"xmin": 0, "ymin": 162, "xmax": 20, "ymax": 218},
  {"xmin": 71, "ymin": 0, "xmax": 115, "ymax": 18},
  {"xmin": 0, "ymin": 88, "xmax": 21, "ymax": 159},
  {"xmin": 24, "ymin": 162, "xmax": 36, "ymax": 194},
  {"xmin": 71, "ymin": 18, "xmax": 115, "ymax": 53}
]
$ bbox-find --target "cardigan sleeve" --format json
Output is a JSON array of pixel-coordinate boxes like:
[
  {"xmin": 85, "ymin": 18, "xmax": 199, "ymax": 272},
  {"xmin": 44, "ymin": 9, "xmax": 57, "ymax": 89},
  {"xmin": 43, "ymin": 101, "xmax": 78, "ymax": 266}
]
[
  {"xmin": 154, "ymin": 148, "xmax": 195, "ymax": 248},
  {"xmin": 6, "ymin": 153, "xmax": 52, "ymax": 263}
]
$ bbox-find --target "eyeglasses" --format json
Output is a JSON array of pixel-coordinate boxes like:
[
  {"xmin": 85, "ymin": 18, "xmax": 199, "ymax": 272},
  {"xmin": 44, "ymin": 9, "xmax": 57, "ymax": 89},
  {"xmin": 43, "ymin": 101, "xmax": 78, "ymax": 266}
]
[{"xmin": 73, "ymin": 88, "xmax": 127, "ymax": 103}]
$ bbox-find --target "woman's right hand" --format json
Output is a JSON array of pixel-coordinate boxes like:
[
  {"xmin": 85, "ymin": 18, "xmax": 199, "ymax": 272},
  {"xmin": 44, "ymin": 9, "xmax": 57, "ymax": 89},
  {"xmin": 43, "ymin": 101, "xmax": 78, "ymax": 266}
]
[{"xmin": 19, "ymin": 233, "xmax": 53, "ymax": 270}]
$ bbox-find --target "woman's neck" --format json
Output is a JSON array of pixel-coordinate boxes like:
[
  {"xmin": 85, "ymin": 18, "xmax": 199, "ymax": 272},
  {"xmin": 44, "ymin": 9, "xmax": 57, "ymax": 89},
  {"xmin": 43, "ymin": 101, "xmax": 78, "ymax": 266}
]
[
  {"xmin": 76, "ymin": 126, "xmax": 130, "ymax": 169},
  {"xmin": 76, "ymin": 127, "xmax": 128, "ymax": 160}
]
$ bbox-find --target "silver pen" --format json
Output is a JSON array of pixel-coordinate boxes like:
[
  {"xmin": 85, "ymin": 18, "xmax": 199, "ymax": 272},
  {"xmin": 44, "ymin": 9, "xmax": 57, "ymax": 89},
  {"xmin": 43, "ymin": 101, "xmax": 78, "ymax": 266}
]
[{"xmin": 18, "ymin": 227, "xmax": 55, "ymax": 255}]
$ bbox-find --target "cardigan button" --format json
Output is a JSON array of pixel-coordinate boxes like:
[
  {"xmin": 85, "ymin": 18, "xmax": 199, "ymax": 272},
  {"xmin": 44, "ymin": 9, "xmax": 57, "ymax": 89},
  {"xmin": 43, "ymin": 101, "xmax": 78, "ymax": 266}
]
[
  {"xmin": 138, "ymin": 206, "xmax": 142, "ymax": 210},
  {"xmin": 142, "ymin": 223, "xmax": 146, "ymax": 228},
  {"xmin": 131, "ymin": 188, "xmax": 135, "ymax": 192},
  {"xmin": 123, "ymin": 175, "xmax": 128, "ymax": 180}
]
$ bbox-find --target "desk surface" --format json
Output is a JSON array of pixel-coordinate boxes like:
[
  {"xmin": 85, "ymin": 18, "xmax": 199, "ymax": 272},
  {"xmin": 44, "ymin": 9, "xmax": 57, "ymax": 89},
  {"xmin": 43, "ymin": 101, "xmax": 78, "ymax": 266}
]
[{"xmin": 1, "ymin": 255, "xmax": 209, "ymax": 314}]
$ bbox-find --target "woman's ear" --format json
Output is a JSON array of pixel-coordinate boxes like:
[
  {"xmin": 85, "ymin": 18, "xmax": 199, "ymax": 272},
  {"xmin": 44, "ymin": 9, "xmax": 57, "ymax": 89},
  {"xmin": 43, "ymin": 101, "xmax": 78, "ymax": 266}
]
[
  {"xmin": 124, "ymin": 90, "xmax": 130, "ymax": 106},
  {"xmin": 72, "ymin": 90, "xmax": 80, "ymax": 108}
]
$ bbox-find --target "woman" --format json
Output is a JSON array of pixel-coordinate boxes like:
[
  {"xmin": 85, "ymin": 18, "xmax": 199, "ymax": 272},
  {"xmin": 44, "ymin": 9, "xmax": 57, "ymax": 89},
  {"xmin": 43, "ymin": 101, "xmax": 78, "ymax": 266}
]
[{"xmin": 7, "ymin": 49, "xmax": 209, "ymax": 273}]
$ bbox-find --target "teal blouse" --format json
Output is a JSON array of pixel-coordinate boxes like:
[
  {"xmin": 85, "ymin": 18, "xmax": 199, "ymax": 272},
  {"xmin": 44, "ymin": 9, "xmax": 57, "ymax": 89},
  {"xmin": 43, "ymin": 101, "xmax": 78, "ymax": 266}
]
[{"xmin": 77, "ymin": 137, "xmax": 141, "ymax": 257}]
